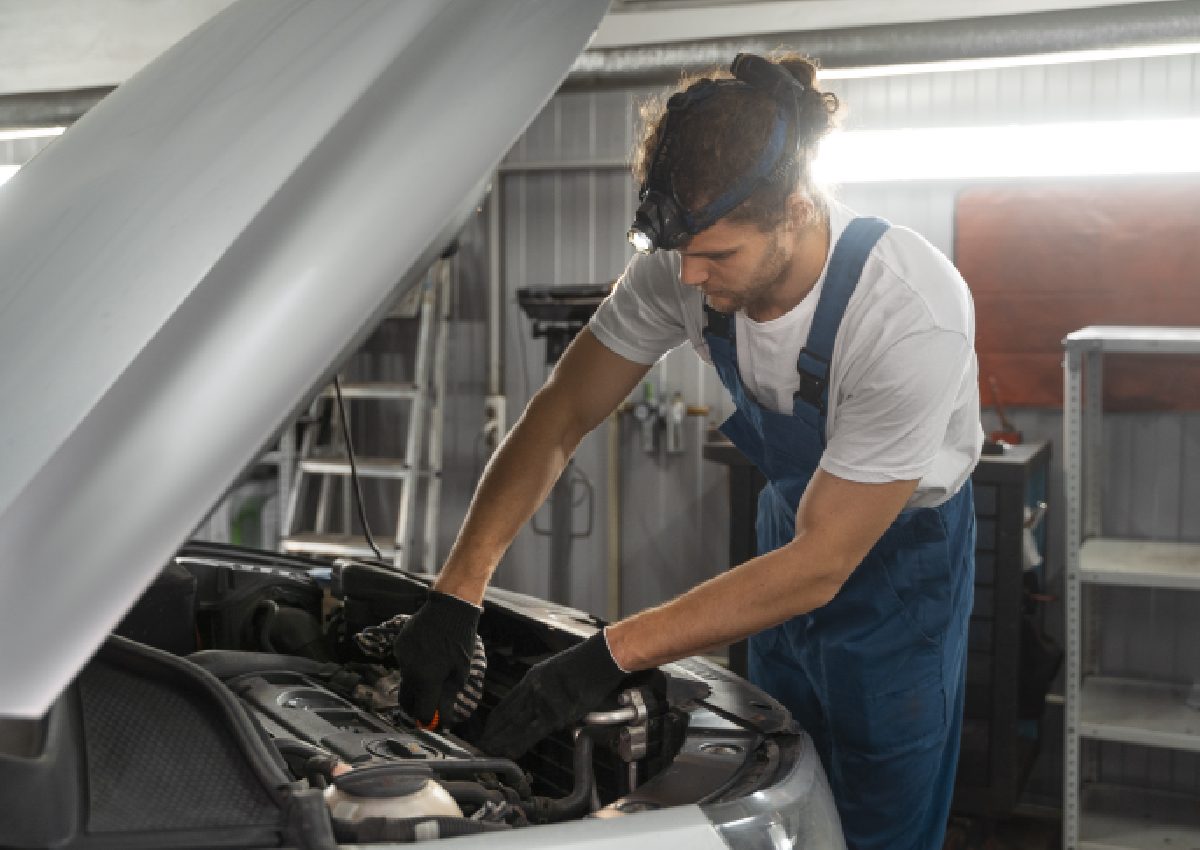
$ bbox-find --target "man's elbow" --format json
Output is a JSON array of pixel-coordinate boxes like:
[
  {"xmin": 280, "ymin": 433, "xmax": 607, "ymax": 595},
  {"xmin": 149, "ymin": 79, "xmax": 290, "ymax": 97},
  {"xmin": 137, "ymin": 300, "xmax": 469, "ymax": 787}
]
[
  {"xmin": 809, "ymin": 568, "xmax": 850, "ymax": 611},
  {"xmin": 525, "ymin": 383, "xmax": 591, "ymax": 452},
  {"xmin": 784, "ymin": 536, "xmax": 858, "ymax": 611}
]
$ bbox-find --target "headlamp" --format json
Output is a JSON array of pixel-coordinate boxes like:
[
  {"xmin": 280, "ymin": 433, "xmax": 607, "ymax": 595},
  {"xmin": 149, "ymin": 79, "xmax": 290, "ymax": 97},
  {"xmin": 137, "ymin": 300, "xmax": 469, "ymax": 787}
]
[
  {"xmin": 627, "ymin": 53, "xmax": 805, "ymax": 255},
  {"xmin": 627, "ymin": 227, "xmax": 655, "ymax": 255},
  {"xmin": 627, "ymin": 188, "xmax": 690, "ymax": 254}
]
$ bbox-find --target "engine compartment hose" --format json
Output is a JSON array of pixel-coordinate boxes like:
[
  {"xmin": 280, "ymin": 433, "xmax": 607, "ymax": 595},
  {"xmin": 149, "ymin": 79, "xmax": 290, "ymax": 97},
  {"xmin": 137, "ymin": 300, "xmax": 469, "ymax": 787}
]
[
  {"xmin": 271, "ymin": 737, "xmax": 339, "ymax": 784},
  {"xmin": 423, "ymin": 758, "xmax": 531, "ymax": 799},
  {"xmin": 264, "ymin": 605, "xmax": 337, "ymax": 662},
  {"xmin": 529, "ymin": 728, "xmax": 597, "ymax": 824},
  {"xmin": 187, "ymin": 650, "xmax": 342, "ymax": 681},
  {"xmin": 256, "ymin": 599, "xmax": 280, "ymax": 653},
  {"xmin": 438, "ymin": 781, "xmax": 509, "ymax": 809}
]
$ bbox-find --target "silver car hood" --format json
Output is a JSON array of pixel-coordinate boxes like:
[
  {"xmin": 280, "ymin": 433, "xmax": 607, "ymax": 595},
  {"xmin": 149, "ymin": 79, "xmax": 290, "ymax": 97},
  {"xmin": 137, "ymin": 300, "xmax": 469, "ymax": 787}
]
[{"xmin": 0, "ymin": 0, "xmax": 608, "ymax": 719}]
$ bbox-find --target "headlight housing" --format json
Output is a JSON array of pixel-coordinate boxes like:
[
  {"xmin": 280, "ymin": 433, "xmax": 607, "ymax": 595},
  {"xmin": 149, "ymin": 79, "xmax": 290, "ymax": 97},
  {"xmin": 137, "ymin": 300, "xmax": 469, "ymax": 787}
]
[{"xmin": 701, "ymin": 733, "xmax": 845, "ymax": 850}]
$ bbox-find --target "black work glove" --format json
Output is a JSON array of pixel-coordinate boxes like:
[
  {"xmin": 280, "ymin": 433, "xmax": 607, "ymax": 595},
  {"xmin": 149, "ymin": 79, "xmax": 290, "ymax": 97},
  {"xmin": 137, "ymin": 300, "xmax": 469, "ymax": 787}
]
[
  {"xmin": 390, "ymin": 590, "xmax": 481, "ymax": 729},
  {"xmin": 478, "ymin": 630, "xmax": 628, "ymax": 759}
]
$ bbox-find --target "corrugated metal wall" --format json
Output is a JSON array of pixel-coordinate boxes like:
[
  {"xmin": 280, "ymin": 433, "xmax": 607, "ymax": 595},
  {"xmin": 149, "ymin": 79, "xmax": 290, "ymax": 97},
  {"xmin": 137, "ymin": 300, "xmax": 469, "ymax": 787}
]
[
  {"xmin": 0, "ymin": 134, "xmax": 55, "ymax": 167},
  {"xmin": 489, "ymin": 50, "xmax": 1200, "ymax": 805},
  {"xmin": 496, "ymin": 87, "xmax": 736, "ymax": 616},
  {"xmin": 495, "ymin": 48, "xmax": 1200, "ymax": 596}
]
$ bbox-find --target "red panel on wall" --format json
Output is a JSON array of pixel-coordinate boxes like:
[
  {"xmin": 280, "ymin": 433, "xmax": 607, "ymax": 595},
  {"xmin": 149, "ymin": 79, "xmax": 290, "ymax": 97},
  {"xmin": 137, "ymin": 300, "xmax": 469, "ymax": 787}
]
[{"xmin": 955, "ymin": 178, "xmax": 1200, "ymax": 411}]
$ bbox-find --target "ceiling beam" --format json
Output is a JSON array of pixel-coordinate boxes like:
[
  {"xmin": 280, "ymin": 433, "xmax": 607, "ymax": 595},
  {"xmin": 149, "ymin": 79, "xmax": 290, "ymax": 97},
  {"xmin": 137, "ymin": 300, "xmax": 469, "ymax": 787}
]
[
  {"xmin": 0, "ymin": 0, "xmax": 235, "ymax": 97},
  {"xmin": 592, "ymin": 0, "xmax": 1190, "ymax": 49},
  {"xmin": 569, "ymin": 0, "xmax": 1200, "ymax": 88}
]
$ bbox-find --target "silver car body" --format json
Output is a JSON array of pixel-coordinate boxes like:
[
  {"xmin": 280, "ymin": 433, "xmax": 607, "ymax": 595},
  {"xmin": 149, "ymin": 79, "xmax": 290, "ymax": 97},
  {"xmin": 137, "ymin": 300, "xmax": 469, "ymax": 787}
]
[
  {"xmin": 0, "ymin": 0, "xmax": 606, "ymax": 720},
  {"xmin": 0, "ymin": 3, "xmax": 846, "ymax": 846}
]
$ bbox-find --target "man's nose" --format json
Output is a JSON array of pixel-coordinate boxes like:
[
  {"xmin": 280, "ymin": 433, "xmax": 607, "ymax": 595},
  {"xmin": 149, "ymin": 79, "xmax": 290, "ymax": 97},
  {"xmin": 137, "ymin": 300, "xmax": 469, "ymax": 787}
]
[{"xmin": 679, "ymin": 255, "xmax": 708, "ymax": 288}]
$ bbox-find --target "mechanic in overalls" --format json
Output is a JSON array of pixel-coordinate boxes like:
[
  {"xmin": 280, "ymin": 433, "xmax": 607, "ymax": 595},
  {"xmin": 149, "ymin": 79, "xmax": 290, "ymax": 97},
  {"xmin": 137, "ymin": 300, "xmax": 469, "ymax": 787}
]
[{"xmin": 391, "ymin": 53, "xmax": 982, "ymax": 850}]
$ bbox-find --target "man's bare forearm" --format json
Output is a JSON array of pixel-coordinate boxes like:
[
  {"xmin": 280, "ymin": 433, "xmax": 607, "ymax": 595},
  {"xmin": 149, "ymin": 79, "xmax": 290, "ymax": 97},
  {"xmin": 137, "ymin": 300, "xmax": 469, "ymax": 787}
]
[
  {"xmin": 433, "ymin": 388, "xmax": 585, "ymax": 604},
  {"xmin": 604, "ymin": 534, "xmax": 847, "ymax": 671},
  {"xmin": 605, "ymin": 471, "xmax": 919, "ymax": 671},
  {"xmin": 431, "ymin": 330, "xmax": 650, "ymax": 605}
]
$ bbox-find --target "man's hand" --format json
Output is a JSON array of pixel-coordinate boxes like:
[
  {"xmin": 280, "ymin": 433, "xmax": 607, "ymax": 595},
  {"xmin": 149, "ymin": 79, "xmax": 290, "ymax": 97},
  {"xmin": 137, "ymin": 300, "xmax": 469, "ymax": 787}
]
[
  {"xmin": 478, "ymin": 630, "xmax": 628, "ymax": 759},
  {"xmin": 391, "ymin": 591, "xmax": 481, "ymax": 728}
]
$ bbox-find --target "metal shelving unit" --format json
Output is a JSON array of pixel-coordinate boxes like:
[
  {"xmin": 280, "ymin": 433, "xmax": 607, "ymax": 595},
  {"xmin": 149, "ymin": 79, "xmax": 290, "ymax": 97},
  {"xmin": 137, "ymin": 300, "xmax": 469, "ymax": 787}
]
[
  {"xmin": 1063, "ymin": 326, "xmax": 1200, "ymax": 850},
  {"xmin": 1079, "ymin": 539, "xmax": 1200, "ymax": 590}
]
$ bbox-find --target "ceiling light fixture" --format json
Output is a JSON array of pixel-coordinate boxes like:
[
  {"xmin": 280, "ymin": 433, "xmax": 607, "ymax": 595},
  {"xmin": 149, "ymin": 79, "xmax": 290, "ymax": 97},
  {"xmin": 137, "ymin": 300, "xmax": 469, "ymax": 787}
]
[
  {"xmin": 820, "ymin": 42, "xmax": 1200, "ymax": 81},
  {"xmin": 813, "ymin": 117, "xmax": 1200, "ymax": 182},
  {"xmin": 0, "ymin": 127, "xmax": 66, "ymax": 142}
]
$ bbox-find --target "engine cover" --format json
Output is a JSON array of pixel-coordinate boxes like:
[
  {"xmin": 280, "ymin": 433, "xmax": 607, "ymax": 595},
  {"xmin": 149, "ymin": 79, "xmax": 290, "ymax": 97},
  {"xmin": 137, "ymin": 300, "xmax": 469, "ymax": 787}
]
[{"xmin": 227, "ymin": 669, "xmax": 470, "ymax": 767}]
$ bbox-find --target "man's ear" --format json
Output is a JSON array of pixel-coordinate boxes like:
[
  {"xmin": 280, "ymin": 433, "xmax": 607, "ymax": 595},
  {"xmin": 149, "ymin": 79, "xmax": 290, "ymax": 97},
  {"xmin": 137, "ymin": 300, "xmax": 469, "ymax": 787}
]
[{"xmin": 784, "ymin": 192, "xmax": 817, "ymax": 231}]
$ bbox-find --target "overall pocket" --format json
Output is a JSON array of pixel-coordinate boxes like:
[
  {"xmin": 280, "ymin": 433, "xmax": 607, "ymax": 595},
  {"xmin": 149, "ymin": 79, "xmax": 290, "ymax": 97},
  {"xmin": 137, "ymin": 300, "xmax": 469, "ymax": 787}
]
[{"xmin": 880, "ymin": 509, "xmax": 953, "ymax": 646}]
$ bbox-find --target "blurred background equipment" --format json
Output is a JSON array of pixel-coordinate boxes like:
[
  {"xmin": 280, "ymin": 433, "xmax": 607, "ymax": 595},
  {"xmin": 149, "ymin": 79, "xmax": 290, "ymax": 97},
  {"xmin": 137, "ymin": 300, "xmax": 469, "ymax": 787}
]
[{"xmin": 280, "ymin": 258, "xmax": 454, "ymax": 571}]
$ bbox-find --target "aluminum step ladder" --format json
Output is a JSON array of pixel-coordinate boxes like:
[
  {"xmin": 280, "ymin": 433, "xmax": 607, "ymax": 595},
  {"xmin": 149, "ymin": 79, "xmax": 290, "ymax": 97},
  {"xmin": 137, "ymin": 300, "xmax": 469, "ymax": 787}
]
[{"xmin": 279, "ymin": 259, "xmax": 451, "ymax": 572}]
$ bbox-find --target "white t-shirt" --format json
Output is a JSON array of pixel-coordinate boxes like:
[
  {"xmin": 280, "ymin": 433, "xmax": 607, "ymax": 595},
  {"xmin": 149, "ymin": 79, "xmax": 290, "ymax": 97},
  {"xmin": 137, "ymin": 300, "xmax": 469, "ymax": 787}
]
[{"xmin": 589, "ymin": 200, "xmax": 983, "ymax": 509}]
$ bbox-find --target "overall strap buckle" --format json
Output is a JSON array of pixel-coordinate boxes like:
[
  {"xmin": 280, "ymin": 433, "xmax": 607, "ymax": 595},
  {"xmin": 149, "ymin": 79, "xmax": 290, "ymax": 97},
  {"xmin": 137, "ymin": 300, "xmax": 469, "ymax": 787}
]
[
  {"xmin": 703, "ymin": 304, "xmax": 734, "ymax": 339},
  {"xmin": 794, "ymin": 348, "xmax": 830, "ymax": 413},
  {"xmin": 793, "ymin": 216, "xmax": 891, "ymax": 418}
]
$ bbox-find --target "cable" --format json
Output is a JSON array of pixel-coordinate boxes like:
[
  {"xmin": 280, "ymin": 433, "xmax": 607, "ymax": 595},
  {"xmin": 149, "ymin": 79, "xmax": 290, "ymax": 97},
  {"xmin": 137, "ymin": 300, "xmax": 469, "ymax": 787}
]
[
  {"xmin": 513, "ymin": 295, "xmax": 532, "ymax": 403},
  {"xmin": 255, "ymin": 599, "xmax": 280, "ymax": 653},
  {"xmin": 472, "ymin": 429, "xmax": 488, "ymax": 483},
  {"xmin": 333, "ymin": 375, "xmax": 386, "ymax": 562}
]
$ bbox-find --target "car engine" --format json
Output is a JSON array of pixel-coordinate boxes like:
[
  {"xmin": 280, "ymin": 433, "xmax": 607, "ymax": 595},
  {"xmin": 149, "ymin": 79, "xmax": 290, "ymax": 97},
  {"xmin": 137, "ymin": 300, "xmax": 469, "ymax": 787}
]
[
  {"xmin": 0, "ymin": 540, "xmax": 842, "ymax": 849},
  {"xmin": 163, "ymin": 542, "xmax": 792, "ymax": 835}
]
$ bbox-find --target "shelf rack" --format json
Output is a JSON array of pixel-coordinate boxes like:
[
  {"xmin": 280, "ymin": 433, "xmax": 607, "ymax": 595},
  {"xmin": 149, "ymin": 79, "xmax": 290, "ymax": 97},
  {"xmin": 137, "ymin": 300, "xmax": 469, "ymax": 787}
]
[{"xmin": 1063, "ymin": 326, "xmax": 1200, "ymax": 850}]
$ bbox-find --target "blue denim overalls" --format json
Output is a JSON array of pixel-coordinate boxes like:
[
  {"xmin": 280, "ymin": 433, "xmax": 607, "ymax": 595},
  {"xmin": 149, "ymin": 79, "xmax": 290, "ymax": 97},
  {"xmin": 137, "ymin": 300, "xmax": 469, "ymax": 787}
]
[{"xmin": 704, "ymin": 217, "xmax": 975, "ymax": 850}]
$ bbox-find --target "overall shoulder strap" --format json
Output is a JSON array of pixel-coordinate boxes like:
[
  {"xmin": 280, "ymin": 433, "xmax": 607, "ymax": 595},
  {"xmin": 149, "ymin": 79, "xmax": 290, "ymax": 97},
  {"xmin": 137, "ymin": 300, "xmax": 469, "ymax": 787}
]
[
  {"xmin": 703, "ymin": 303, "xmax": 734, "ymax": 340},
  {"xmin": 795, "ymin": 216, "xmax": 890, "ymax": 413}
]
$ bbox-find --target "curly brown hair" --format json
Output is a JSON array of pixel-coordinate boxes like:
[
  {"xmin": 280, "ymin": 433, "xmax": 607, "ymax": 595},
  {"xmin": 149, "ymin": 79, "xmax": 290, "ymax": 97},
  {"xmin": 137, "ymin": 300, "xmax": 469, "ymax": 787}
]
[{"xmin": 632, "ymin": 53, "xmax": 840, "ymax": 233}]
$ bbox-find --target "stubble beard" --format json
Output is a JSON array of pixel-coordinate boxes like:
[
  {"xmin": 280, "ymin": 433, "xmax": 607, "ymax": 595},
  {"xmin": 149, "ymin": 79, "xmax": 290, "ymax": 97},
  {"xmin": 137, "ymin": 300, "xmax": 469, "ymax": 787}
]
[{"xmin": 735, "ymin": 234, "xmax": 792, "ymax": 317}]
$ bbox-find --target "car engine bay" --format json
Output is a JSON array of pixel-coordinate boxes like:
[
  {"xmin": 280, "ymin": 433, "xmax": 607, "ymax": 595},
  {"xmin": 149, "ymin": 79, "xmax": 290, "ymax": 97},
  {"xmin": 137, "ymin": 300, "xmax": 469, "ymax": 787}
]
[{"xmin": 0, "ymin": 541, "xmax": 835, "ymax": 848}]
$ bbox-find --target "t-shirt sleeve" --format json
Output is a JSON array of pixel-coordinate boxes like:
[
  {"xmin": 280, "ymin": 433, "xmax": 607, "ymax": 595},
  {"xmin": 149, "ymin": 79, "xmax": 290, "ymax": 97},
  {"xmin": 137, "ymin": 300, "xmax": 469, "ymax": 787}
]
[
  {"xmin": 588, "ymin": 251, "xmax": 689, "ymax": 365},
  {"xmin": 820, "ymin": 328, "xmax": 972, "ymax": 483}
]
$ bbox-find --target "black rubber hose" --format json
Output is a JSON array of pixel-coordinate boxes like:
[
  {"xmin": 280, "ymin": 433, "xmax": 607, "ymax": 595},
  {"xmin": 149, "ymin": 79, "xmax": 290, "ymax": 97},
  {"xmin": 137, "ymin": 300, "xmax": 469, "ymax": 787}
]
[
  {"xmin": 271, "ymin": 738, "xmax": 339, "ymax": 784},
  {"xmin": 423, "ymin": 758, "xmax": 532, "ymax": 800},
  {"xmin": 273, "ymin": 737, "xmax": 334, "ymax": 763},
  {"xmin": 187, "ymin": 650, "xmax": 341, "ymax": 681},
  {"xmin": 333, "ymin": 376, "xmax": 386, "ymax": 562},
  {"xmin": 266, "ymin": 605, "xmax": 337, "ymax": 662},
  {"xmin": 438, "ymin": 780, "xmax": 507, "ymax": 809},
  {"xmin": 529, "ymin": 730, "xmax": 597, "ymax": 824},
  {"xmin": 256, "ymin": 599, "xmax": 280, "ymax": 653}
]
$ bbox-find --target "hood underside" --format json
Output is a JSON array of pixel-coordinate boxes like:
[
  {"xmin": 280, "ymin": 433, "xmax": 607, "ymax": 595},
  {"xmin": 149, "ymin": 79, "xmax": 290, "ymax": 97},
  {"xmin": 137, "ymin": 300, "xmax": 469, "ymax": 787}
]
[{"xmin": 0, "ymin": 0, "xmax": 609, "ymax": 719}]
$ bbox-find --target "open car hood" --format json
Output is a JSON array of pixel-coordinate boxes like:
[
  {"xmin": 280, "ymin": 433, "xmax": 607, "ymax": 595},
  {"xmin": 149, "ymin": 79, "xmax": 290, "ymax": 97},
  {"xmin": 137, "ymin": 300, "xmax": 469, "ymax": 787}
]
[{"xmin": 0, "ymin": 0, "xmax": 609, "ymax": 719}]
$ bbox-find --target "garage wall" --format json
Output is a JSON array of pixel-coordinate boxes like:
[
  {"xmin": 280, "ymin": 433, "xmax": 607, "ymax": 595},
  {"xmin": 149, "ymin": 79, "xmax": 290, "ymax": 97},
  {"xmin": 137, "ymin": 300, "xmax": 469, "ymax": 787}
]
[
  {"xmin": 0, "ymin": 135, "xmax": 55, "ymax": 168},
  {"xmin": 0, "ymin": 0, "xmax": 235, "ymax": 96},
  {"xmin": 488, "ymin": 49, "xmax": 1200, "ymax": 805},
  {"xmin": 495, "ymin": 47, "xmax": 1200, "ymax": 599}
]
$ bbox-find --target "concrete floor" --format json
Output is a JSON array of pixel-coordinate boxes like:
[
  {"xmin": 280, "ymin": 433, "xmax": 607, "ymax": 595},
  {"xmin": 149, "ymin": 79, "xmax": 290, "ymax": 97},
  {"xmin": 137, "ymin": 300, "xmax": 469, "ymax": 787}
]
[{"xmin": 943, "ymin": 814, "xmax": 1061, "ymax": 850}]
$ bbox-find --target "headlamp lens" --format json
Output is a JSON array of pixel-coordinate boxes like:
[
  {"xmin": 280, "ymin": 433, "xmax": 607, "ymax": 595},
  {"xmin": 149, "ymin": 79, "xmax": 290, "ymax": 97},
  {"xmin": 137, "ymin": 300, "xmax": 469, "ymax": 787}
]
[{"xmin": 628, "ymin": 228, "xmax": 656, "ymax": 254}]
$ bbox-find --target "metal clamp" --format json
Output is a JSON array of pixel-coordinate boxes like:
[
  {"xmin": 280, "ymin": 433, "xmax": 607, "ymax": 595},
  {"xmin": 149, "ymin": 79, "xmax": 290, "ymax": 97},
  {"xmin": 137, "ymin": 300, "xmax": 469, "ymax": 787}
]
[{"xmin": 615, "ymin": 689, "xmax": 649, "ymax": 763}]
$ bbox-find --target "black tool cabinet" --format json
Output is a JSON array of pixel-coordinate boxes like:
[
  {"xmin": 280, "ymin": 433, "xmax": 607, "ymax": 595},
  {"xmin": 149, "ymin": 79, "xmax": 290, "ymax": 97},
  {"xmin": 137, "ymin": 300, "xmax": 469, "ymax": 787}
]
[
  {"xmin": 954, "ymin": 440, "xmax": 1050, "ymax": 816},
  {"xmin": 703, "ymin": 436, "xmax": 1051, "ymax": 816}
]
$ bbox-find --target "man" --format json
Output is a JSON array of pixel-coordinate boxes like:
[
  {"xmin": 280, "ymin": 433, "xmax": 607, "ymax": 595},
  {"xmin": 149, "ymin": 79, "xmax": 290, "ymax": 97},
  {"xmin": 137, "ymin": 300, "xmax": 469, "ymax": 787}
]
[{"xmin": 392, "ymin": 53, "xmax": 982, "ymax": 850}]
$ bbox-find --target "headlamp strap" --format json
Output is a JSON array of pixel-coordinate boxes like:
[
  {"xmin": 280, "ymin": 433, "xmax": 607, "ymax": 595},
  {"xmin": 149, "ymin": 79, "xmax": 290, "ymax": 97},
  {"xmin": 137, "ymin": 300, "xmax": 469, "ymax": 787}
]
[
  {"xmin": 632, "ymin": 54, "xmax": 808, "ymax": 250},
  {"xmin": 684, "ymin": 106, "xmax": 789, "ymax": 232},
  {"xmin": 643, "ymin": 79, "xmax": 733, "ymax": 201},
  {"xmin": 793, "ymin": 217, "xmax": 892, "ymax": 414}
]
